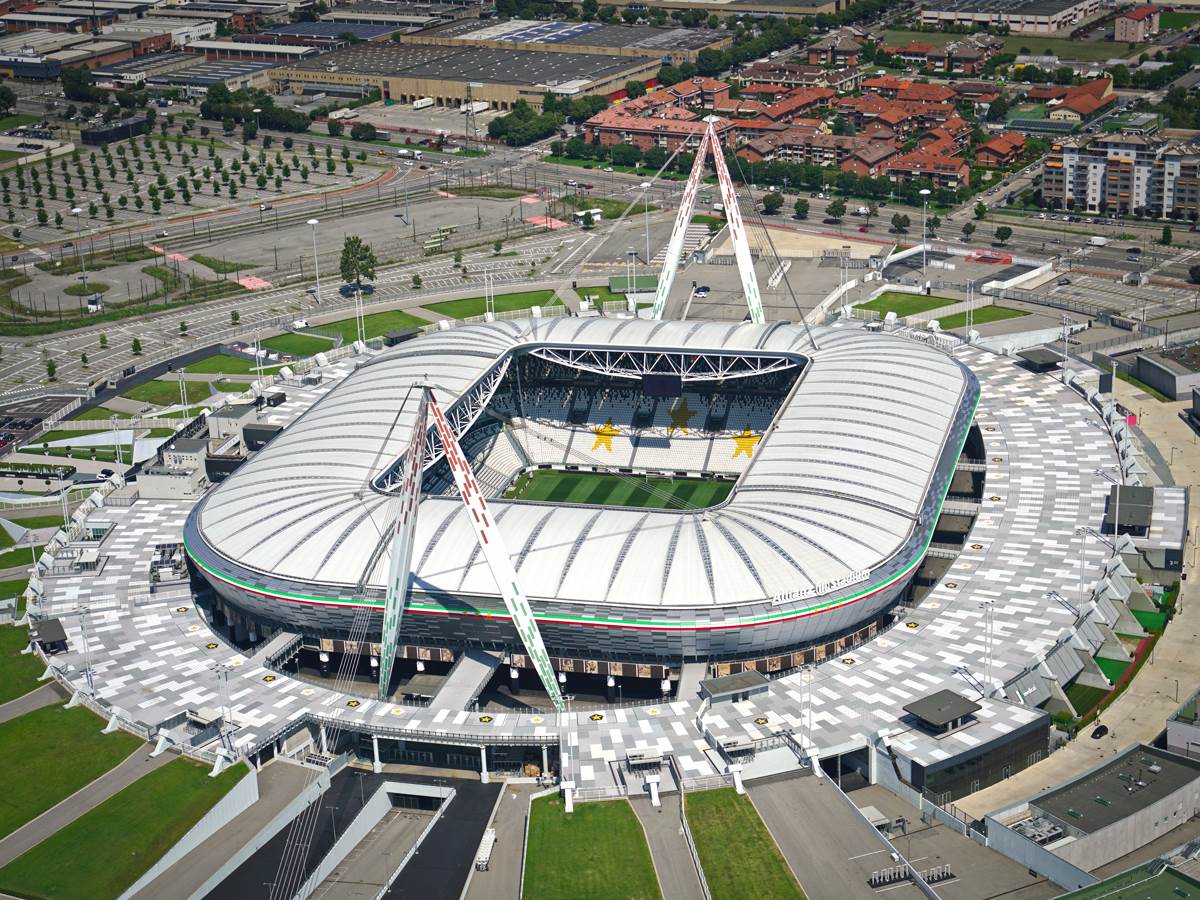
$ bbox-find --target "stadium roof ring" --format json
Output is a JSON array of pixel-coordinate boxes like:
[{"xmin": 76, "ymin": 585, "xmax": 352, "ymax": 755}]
[
  {"xmin": 185, "ymin": 318, "xmax": 980, "ymax": 662},
  {"xmin": 28, "ymin": 318, "xmax": 1129, "ymax": 783}
]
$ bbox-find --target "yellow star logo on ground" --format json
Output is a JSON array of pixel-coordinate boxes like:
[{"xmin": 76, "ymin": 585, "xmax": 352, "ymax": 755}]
[
  {"xmin": 667, "ymin": 399, "xmax": 696, "ymax": 435},
  {"xmin": 731, "ymin": 427, "xmax": 761, "ymax": 458},
  {"xmin": 591, "ymin": 418, "xmax": 620, "ymax": 452}
]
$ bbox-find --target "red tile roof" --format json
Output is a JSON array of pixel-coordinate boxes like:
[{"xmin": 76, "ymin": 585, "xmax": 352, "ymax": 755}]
[
  {"xmin": 896, "ymin": 82, "xmax": 956, "ymax": 103},
  {"xmin": 1118, "ymin": 4, "xmax": 1158, "ymax": 20}
]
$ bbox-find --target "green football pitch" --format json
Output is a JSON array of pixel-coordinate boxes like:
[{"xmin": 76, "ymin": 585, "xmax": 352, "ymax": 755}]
[{"xmin": 504, "ymin": 470, "xmax": 733, "ymax": 509}]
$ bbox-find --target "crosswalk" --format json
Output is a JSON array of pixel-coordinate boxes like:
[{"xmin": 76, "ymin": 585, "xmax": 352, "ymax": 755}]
[{"xmin": 651, "ymin": 224, "xmax": 708, "ymax": 264}]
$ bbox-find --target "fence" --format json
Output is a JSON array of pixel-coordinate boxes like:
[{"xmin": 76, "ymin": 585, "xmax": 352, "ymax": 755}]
[{"xmin": 668, "ymin": 755, "xmax": 713, "ymax": 900}]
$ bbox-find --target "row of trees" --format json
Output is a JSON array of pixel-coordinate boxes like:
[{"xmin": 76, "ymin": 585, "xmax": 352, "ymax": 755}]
[
  {"xmin": 199, "ymin": 85, "xmax": 310, "ymax": 133},
  {"xmin": 487, "ymin": 100, "xmax": 564, "ymax": 147}
]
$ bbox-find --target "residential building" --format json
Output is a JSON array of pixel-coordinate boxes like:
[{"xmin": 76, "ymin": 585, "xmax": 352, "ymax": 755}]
[
  {"xmin": 976, "ymin": 131, "xmax": 1027, "ymax": 167},
  {"xmin": 738, "ymin": 62, "xmax": 861, "ymax": 92},
  {"xmin": 807, "ymin": 29, "xmax": 860, "ymax": 66},
  {"xmin": 882, "ymin": 33, "xmax": 1003, "ymax": 73},
  {"xmin": 1045, "ymin": 77, "xmax": 1115, "ymax": 124},
  {"xmin": 887, "ymin": 149, "xmax": 970, "ymax": 188},
  {"xmin": 1115, "ymin": 4, "xmax": 1159, "ymax": 43},
  {"xmin": 582, "ymin": 108, "xmax": 736, "ymax": 152}
]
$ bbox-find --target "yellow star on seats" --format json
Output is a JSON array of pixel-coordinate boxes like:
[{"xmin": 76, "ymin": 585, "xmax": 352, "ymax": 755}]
[
  {"xmin": 731, "ymin": 427, "xmax": 762, "ymax": 458},
  {"xmin": 591, "ymin": 418, "xmax": 620, "ymax": 451},
  {"xmin": 667, "ymin": 399, "xmax": 696, "ymax": 435}
]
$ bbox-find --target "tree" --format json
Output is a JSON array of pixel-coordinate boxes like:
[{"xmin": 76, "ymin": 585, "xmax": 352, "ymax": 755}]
[
  {"xmin": 327, "ymin": 121, "xmax": 344, "ymax": 137},
  {"xmin": 46, "ymin": 359, "xmax": 56, "ymax": 381},
  {"xmin": 891, "ymin": 213, "xmax": 910, "ymax": 233},
  {"xmin": 493, "ymin": 240, "xmax": 502, "ymax": 253},
  {"xmin": 231, "ymin": 310, "xmax": 240, "ymax": 325},
  {"xmin": 826, "ymin": 197, "xmax": 846, "ymax": 220},
  {"xmin": 180, "ymin": 320, "xmax": 188, "ymax": 334},
  {"xmin": 131, "ymin": 337, "xmax": 142, "ymax": 355},
  {"xmin": 624, "ymin": 80, "xmax": 647, "ymax": 100},
  {"xmin": 793, "ymin": 198, "xmax": 809, "ymax": 219},
  {"xmin": 80, "ymin": 352, "xmax": 88, "ymax": 367},
  {"xmin": 962, "ymin": 222, "xmax": 976, "ymax": 239},
  {"xmin": 350, "ymin": 122, "xmax": 377, "ymax": 142},
  {"xmin": 412, "ymin": 274, "xmax": 422, "ymax": 289},
  {"xmin": 762, "ymin": 192, "xmax": 785, "ymax": 215},
  {"xmin": 995, "ymin": 225, "xmax": 1013, "ymax": 245},
  {"xmin": 99, "ymin": 333, "xmax": 107, "ymax": 348},
  {"xmin": 581, "ymin": 210, "xmax": 595, "ymax": 229},
  {"xmin": 974, "ymin": 201, "xmax": 987, "ymax": 220},
  {"xmin": 339, "ymin": 235, "xmax": 377, "ymax": 292},
  {"xmin": 1189, "ymin": 263, "xmax": 1200, "ymax": 284},
  {"xmin": 1162, "ymin": 225, "xmax": 1173, "ymax": 246}
]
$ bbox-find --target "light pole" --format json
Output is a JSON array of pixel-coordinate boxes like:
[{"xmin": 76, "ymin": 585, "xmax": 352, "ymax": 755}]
[
  {"xmin": 110, "ymin": 414, "xmax": 123, "ymax": 467},
  {"xmin": 70, "ymin": 206, "xmax": 87, "ymax": 298},
  {"xmin": 919, "ymin": 188, "xmax": 931, "ymax": 284},
  {"xmin": 307, "ymin": 218, "xmax": 321, "ymax": 305},
  {"xmin": 640, "ymin": 181, "xmax": 651, "ymax": 268},
  {"xmin": 252, "ymin": 107, "xmax": 261, "ymax": 135}
]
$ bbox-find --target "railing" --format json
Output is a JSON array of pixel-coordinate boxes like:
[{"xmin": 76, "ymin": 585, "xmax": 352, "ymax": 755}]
[
  {"xmin": 668, "ymin": 755, "xmax": 713, "ymax": 900},
  {"xmin": 372, "ymin": 787, "xmax": 456, "ymax": 900}
]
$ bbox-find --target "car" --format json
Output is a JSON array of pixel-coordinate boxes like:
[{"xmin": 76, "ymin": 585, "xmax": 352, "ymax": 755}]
[
  {"xmin": 564, "ymin": 179, "xmax": 578, "ymax": 187},
  {"xmin": 858, "ymin": 225, "xmax": 869, "ymax": 232},
  {"xmin": 156, "ymin": 230, "xmax": 168, "ymax": 237},
  {"xmin": 694, "ymin": 285, "xmax": 710, "ymax": 297},
  {"xmin": 259, "ymin": 203, "xmax": 272, "ymax": 211},
  {"xmin": 582, "ymin": 183, "xmax": 594, "ymax": 190},
  {"xmin": 603, "ymin": 167, "xmax": 613, "ymax": 172},
  {"xmin": 62, "ymin": 241, "xmax": 73, "ymax": 248},
  {"xmin": 418, "ymin": 164, "xmax": 429, "ymax": 170},
  {"xmin": 1090, "ymin": 724, "xmax": 1109, "ymax": 739},
  {"xmin": 99, "ymin": 468, "xmax": 114, "ymax": 478},
  {"xmin": 338, "ymin": 283, "xmax": 376, "ymax": 297},
  {"xmin": 1057, "ymin": 277, "xmax": 1071, "ymax": 286}
]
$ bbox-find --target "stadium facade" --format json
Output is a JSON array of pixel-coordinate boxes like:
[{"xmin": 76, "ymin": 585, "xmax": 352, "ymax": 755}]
[{"xmin": 184, "ymin": 317, "xmax": 979, "ymax": 662}]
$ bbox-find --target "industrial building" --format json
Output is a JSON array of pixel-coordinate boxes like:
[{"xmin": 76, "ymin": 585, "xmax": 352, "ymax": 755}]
[
  {"xmin": 590, "ymin": 0, "xmax": 837, "ymax": 18},
  {"xmin": 318, "ymin": 0, "xmax": 477, "ymax": 30},
  {"xmin": 276, "ymin": 42, "xmax": 657, "ymax": 108},
  {"xmin": 397, "ymin": 18, "xmax": 731, "ymax": 65},
  {"xmin": 919, "ymin": 0, "xmax": 1100, "ymax": 33},
  {"xmin": 144, "ymin": 57, "xmax": 280, "ymax": 96}
]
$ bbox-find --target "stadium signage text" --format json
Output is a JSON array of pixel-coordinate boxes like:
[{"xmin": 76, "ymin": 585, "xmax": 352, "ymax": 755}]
[{"xmin": 771, "ymin": 569, "xmax": 870, "ymax": 605}]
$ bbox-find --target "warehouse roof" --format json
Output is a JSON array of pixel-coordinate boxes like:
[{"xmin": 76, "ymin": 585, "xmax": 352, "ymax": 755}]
[{"xmin": 424, "ymin": 18, "xmax": 726, "ymax": 52}]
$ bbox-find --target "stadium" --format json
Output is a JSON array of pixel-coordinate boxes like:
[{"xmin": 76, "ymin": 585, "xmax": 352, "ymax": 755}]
[{"xmin": 184, "ymin": 317, "xmax": 980, "ymax": 671}]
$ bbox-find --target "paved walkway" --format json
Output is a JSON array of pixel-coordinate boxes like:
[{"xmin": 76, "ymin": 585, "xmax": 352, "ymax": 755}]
[
  {"xmin": 0, "ymin": 744, "xmax": 169, "ymax": 868},
  {"xmin": 957, "ymin": 383, "xmax": 1200, "ymax": 819},
  {"xmin": 464, "ymin": 783, "xmax": 536, "ymax": 900},
  {"xmin": 131, "ymin": 760, "xmax": 313, "ymax": 900},
  {"xmin": 311, "ymin": 808, "xmax": 432, "ymax": 900},
  {"xmin": 630, "ymin": 793, "xmax": 704, "ymax": 900},
  {"xmin": 0, "ymin": 683, "xmax": 65, "ymax": 725}
]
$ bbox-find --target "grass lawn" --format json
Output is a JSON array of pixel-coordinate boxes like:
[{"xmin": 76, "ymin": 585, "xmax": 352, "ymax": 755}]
[
  {"xmin": 543, "ymin": 154, "xmax": 685, "ymax": 181},
  {"xmin": 182, "ymin": 354, "xmax": 283, "ymax": 376},
  {"xmin": 0, "ymin": 544, "xmax": 42, "ymax": 570},
  {"xmin": 1161, "ymin": 10, "xmax": 1200, "ymax": 28},
  {"xmin": 1133, "ymin": 609, "xmax": 1168, "ymax": 633},
  {"xmin": 524, "ymin": 795, "xmax": 660, "ymax": 900},
  {"xmin": 0, "ymin": 758, "xmax": 247, "ymax": 900},
  {"xmin": 1, "ymin": 514, "xmax": 63, "ymax": 530},
  {"xmin": 1065, "ymin": 682, "xmax": 1109, "ymax": 716},
  {"xmin": 857, "ymin": 292, "xmax": 955, "ymax": 319},
  {"xmin": 189, "ymin": 254, "xmax": 258, "ymax": 275},
  {"xmin": 686, "ymin": 789, "xmax": 803, "ymax": 900},
  {"xmin": 1095, "ymin": 657, "xmax": 1130, "ymax": 684},
  {"xmin": 577, "ymin": 285, "xmax": 627, "ymax": 306},
  {"xmin": 0, "ymin": 115, "xmax": 39, "ymax": 132},
  {"xmin": 0, "ymin": 625, "xmax": 41, "ymax": 705},
  {"xmin": 560, "ymin": 194, "xmax": 655, "ymax": 222},
  {"xmin": 260, "ymin": 332, "xmax": 334, "ymax": 358},
  {"xmin": 76, "ymin": 407, "xmax": 132, "ymax": 422},
  {"xmin": 425, "ymin": 289, "xmax": 559, "ymax": 320},
  {"xmin": 121, "ymin": 380, "xmax": 190, "ymax": 407},
  {"xmin": 449, "ymin": 185, "xmax": 528, "ymax": 200},
  {"xmin": 1007, "ymin": 104, "xmax": 1048, "ymax": 122},
  {"xmin": 0, "ymin": 150, "xmax": 26, "ymax": 163},
  {"xmin": 505, "ymin": 470, "xmax": 732, "ymax": 509},
  {"xmin": 938, "ymin": 306, "xmax": 1028, "ymax": 329},
  {"xmin": 316, "ymin": 309, "xmax": 430, "ymax": 344},
  {"xmin": 63, "ymin": 282, "xmax": 109, "ymax": 297},
  {"xmin": 209, "ymin": 381, "xmax": 253, "ymax": 393},
  {"xmin": 0, "ymin": 705, "xmax": 143, "ymax": 840}
]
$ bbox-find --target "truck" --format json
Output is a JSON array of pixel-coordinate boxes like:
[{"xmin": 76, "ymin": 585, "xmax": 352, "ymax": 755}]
[
  {"xmin": 1087, "ymin": 236, "xmax": 1108, "ymax": 247},
  {"xmin": 413, "ymin": 97, "xmax": 434, "ymax": 110},
  {"xmin": 396, "ymin": 148, "xmax": 422, "ymax": 159},
  {"xmin": 855, "ymin": 206, "xmax": 871, "ymax": 216},
  {"xmin": 462, "ymin": 101, "xmax": 489, "ymax": 115}
]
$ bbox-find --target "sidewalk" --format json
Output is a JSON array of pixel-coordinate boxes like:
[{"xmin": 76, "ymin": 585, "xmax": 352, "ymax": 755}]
[{"xmin": 957, "ymin": 382, "xmax": 1199, "ymax": 819}]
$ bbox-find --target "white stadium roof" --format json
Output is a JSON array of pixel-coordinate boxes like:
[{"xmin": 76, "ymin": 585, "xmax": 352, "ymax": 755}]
[{"xmin": 194, "ymin": 318, "xmax": 973, "ymax": 609}]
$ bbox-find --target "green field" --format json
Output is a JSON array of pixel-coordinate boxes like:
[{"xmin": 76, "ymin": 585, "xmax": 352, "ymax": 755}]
[
  {"xmin": 424, "ymin": 289, "xmax": 559, "ymax": 320},
  {"xmin": 1059, "ymin": 863, "xmax": 1200, "ymax": 899},
  {"xmin": 881, "ymin": 30, "xmax": 1141, "ymax": 61},
  {"xmin": 685, "ymin": 789, "xmax": 804, "ymax": 900},
  {"xmin": 938, "ymin": 306, "xmax": 1028, "ymax": 329},
  {"xmin": 449, "ymin": 185, "xmax": 528, "ymax": 200},
  {"xmin": 0, "ymin": 758, "xmax": 247, "ymax": 900},
  {"xmin": 260, "ymin": 332, "xmax": 334, "ymax": 358},
  {"xmin": 1007, "ymin": 103, "xmax": 1048, "ymax": 123},
  {"xmin": 1160, "ymin": 11, "xmax": 1200, "ymax": 29},
  {"xmin": 0, "ymin": 544, "xmax": 42, "ymax": 570},
  {"xmin": 1065, "ymin": 681, "xmax": 1109, "ymax": 716},
  {"xmin": 1, "ymin": 514, "xmax": 63, "ymax": 530},
  {"xmin": 0, "ymin": 706, "xmax": 143, "ymax": 840},
  {"xmin": 182, "ymin": 354, "xmax": 283, "ymax": 376},
  {"xmin": 505, "ymin": 470, "xmax": 733, "ymax": 509},
  {"xmin": 0, "ymin": 115, "xmax": 39, "ymax": 132},
  {"xmin": 0, "ymin": 625, "xmax": 41, "ymax": 704},
  {"xmin": 561, "ymin": 194, "xmax": 656, "ymax": 222},
  {"xmin": 121, "ymin": 380, "xmax": 191, "ymax": 407},
  {"xmin": 857, "ymin": 292, "xmax": 955, "ymax": 319},
  {"xmin": 317, "ymin": 309, "xmax": 430, "ymax": 343},
  {"xmin": 63, "ymin": 282, "xmax": 109, "ymax": 297},
  {"xmin": 1095, "ymin": 656, "xmax": 1130, "ymax": 684},
  {"xmin": 524, "ymin": 795, "xmax": 661, "ymax": 900}
]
